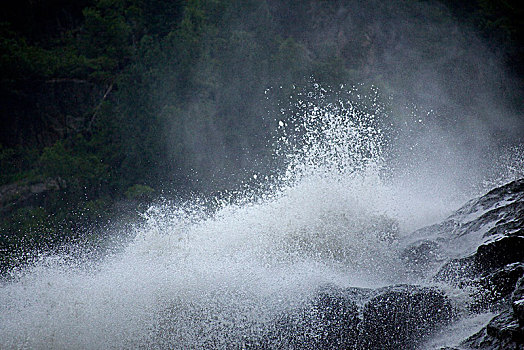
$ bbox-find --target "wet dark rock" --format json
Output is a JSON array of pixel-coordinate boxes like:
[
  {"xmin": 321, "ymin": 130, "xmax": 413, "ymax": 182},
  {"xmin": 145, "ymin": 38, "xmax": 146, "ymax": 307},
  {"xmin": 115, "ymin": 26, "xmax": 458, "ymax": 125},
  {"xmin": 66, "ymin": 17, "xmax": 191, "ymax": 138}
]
[
  {"xmin": 513, "ymin": 276, "xmax": 524, "ymax": 325},
  {"xmin": 358, "ymin": 284, "xmax": 453, "ymax": 350},
  {"xmin": 433, "ymin": 237, "xmax": 524, "ymax": 291},
  {"xmin": 462, "ymin": 310, "xmax": 524, "ymax": 349},
  {"xmin": 144, "ymin": 179, "xmax": 524, "ymax": 349},
  {"xmin": 486, "ymin": 310, "xmax": 524, "ymax": 345},
  {"xmin": 406, "ymin": 179, "xmax": 524, "ymax": 349},
  {"xmin": 401, "ymin": 239, "xmax": 443, "ymax": 277},
  {"xmin": 434, "ymin": 255, "xmax": 478, "ymax": 285},
  {"xmin": 263, "ymin": 284, "xmax": 453, "ymax": 349},
  {"xmin": 267, "ymin": 286, "xmax": 363, "ymax": 349},
  {"xmin": 453, "ymin": 180, "xmax": 524, "ymax": 228},
  {"xmin": 475, "ymin": 236, "xmax": 524, "ymax": 272},
  {"xmin": 425, "ymin": 179, "xmax": 524, "ymax": 287},
  {"xmin": 401, "ymin": 180, "xmax": 524, "ymax": 284},
  {"xmin": 433, "ymin": 236, "xmax": 524, "ymax": 288},
  {"xmin": 469, "ymin": 263, "xmax": 524, "ymax": 312},
  {"xmin": 259, "ymin": 180, "xmax": 524, "ymax": 349},
  {"xmin": 301, "ymin": 288, "xmax": 362, "ymax": 349},
  {"xmin": 413, "ymin": 178, "xmax": 522, "ymax": 240}
]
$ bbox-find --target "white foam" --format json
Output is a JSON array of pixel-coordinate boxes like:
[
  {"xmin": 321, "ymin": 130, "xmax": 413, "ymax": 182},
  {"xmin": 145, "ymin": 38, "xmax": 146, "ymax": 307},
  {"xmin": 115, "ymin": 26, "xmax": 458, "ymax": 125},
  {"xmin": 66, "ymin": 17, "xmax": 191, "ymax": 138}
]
[{"xmin": 0, "ymin": 85, "xmax": 520, "ymax": 348}]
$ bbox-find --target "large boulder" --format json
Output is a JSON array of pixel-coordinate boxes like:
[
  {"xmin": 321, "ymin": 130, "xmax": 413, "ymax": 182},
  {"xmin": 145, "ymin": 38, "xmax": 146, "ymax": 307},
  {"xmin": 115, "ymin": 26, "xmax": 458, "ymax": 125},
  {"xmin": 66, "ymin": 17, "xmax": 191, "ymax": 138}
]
[
  {"xmin": 264, "ymin": 284, "xmax": 453, "ymax": 350},
  {"xmin": 266, "ymin": 286, "xmax": 364, "ymax": 349},
  {"xmin": 357, "ymin": 285, "xmax": 453, "ymax": 350},
  {"xmin": 461, "ymin": 309, "xmax": 524, "ymax": 350}
]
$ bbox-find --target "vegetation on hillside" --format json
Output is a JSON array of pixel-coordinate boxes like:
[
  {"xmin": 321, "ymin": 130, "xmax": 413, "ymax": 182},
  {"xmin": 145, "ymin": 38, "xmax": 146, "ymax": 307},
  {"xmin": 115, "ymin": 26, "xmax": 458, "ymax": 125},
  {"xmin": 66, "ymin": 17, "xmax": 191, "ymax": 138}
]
[{"xmin": 1, "ymin": 0, "xmax": 523, "ymax": 271}]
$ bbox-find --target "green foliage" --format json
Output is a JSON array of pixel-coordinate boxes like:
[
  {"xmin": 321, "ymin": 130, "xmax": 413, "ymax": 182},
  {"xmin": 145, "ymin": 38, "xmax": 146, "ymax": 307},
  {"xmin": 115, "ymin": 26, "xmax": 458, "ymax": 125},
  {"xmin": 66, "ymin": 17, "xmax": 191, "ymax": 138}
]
[
  {"xmin": 39, "ymin": 140, "xmax": 106, "ymax": 181},
  {"xmin": 76, "ymin": 0, "xmax": 135, "ymax": 80},
  {"xmin": 125, "ymin": 184, "xmax": 154, "ymax": 200},
  {"xmin": 477, "ymin": 0, "xmax": 523, "ymax": 38},
  {"xmin": 138, "ymin": 0, "xmax": 185, "ymax": 36},
  {"xmin": 79, "ymin": 198, "xmax": 112, "ymax": 221},
  {"xmin": 81, "ymin": 2, "xmax": 131, "ymax": 58},
  {"xmin": 38, "ymin": 137, "xmax": 109, "ymax": 201},
  {"xmin": 0, "ymin": 145, "xmax": 39, "ymax": 185},
  {"xmin": 0, "ymin": 24, "xmax": 55, "ymax": 80},
  {"xmin": 1, "ymin": 207, "xmax": 53, "ymax": 238}
]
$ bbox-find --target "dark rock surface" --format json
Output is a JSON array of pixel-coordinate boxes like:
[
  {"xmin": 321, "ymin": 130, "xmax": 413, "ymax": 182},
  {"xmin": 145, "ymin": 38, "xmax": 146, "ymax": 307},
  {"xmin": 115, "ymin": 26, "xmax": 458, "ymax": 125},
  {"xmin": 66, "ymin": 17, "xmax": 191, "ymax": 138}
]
[
  {"xmin": 475, "ymin": 236, "xmax": 524, "ymax": 273},
  {"xmin": 462, "ymin": 309, "xmax": 524, "ymax": 350},
  {"xmin": 269, "ymin": 286, "xmax": 362, "ymax": 349},
  {"xmin": 402, "ymin": 179, "xmax": 524, "ymax": 349},
  {"xmin": 401, "ymin": 239, "xmax": 444, "ymax": 277},
  {"xmin": 358, "ymin": 284, "xmax": 453, "ymax": 350},
  {"xmin": 433, "ymin": 255, "xmax": 478, "ymax": 285},
  {"xmin": 260, "ymin": 284, "xmax": 452, "ymax": 350},
  {"xmin": 513, "ymin": 276, "xmax": 524, "ymax": 326},
  {"xmin": 471, "ymin": 263, "xmax": 524, "ymax": 312},
  {"xmin": 404, "ymin": 179, "xmax": 524, "ymax": 282}
]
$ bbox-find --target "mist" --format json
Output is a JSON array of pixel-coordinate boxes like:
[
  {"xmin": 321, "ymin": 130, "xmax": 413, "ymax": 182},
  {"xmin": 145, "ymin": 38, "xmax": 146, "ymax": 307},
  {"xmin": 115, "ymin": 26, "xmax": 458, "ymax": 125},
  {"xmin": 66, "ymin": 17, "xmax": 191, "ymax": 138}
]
[{"xmin": 164, "ymin": 0, "xmax": 523, "ymax": 197}]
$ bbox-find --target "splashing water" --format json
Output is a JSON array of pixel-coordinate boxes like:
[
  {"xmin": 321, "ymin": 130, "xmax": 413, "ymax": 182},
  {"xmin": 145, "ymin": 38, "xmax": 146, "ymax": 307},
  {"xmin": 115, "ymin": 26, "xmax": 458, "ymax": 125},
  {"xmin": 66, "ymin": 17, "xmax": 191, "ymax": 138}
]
[
  {"xmin": 275, "ymin": 85, "xmax": 385, "ymax": 182},
  {"xmin": 0, "ymin": 85, "xmax": 521, "ymax": 348}
]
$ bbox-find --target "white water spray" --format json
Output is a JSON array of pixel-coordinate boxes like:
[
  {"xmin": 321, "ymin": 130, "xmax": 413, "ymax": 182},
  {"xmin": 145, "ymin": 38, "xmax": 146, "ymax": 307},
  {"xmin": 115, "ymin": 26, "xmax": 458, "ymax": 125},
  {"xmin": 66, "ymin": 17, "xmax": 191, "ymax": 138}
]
[{"xmin": 0, "ymin": 85, "xmax": 521, "ymax": 349}]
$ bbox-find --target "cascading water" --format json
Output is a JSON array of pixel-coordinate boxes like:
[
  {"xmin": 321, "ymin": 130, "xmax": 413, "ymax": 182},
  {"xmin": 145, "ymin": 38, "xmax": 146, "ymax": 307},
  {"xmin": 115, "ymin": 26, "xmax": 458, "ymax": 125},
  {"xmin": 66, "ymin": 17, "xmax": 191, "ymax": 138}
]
[{"xmin": 0, "ymin": 85, "xmax": 522, "ymax": 349}]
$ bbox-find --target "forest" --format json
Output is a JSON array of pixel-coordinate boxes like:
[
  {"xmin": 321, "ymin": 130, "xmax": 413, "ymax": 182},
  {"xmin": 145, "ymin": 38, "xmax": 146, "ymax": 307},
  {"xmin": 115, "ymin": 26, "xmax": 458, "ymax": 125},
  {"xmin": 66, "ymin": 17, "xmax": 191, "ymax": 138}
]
[{"xmin": 1, "ymin": 0, "xmax": 523, "ymax": 272}]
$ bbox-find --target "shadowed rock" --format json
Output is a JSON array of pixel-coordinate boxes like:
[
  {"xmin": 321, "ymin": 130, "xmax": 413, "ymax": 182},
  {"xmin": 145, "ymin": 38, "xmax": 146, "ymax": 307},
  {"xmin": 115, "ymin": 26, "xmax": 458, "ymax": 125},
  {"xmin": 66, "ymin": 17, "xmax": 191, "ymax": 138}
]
[
  {"xmin": 357, "ymin": 284, "xmax": 453, "ymax": 350},
  {"xmin": 462, "ymin": 309, "xmax": 523, "ymax": 350},
  {"xmin": 262, "ymin": 284, "xmax": 453, "ymax": 350},
  {"xmin": 405, "ymin": 179, "xmax": 524, "ymax": 349},
  {"xmin": 404, "ymin": 179, "xmax": 524, "ymax": 284},
  {"xmin": 469, "ymin": 263, "xmax": 524, "ymax": 313},
  {"xmin": 265, "ymin": 286, "xmax": 364, "ymax": 349},
  {"xmin": 513, "ymin": 276, "xmax": 524, "ymax": 326}
]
